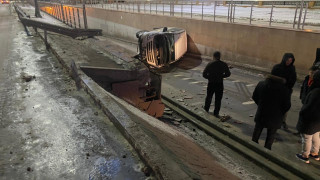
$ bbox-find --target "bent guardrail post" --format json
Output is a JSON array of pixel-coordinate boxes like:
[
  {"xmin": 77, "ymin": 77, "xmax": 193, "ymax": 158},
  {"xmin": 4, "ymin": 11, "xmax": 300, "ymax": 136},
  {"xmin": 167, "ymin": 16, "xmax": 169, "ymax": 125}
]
[
  {"xmin": 14, "ymin": 4, "xmax": 31, "ymax": 36},
  {"xmin": 83, "ymin": 0, "xmax": 88, "ymax": 29},
  {"xmin": 60, "ymin": 3, "xmax": 65, "ymax": 23}
]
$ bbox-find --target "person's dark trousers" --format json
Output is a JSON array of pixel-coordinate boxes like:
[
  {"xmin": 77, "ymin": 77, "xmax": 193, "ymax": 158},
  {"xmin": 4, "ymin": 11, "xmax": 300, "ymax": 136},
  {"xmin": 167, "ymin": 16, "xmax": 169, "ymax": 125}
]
[
  {"xmin": 204, "ymin": 82, "xmax": 223, "ymax": 115},
  {"xmin": 283, "ymin": 89, "xmax": 292, "ymax": 128},
  {"xmin": 252, "ymin": 123, "xmax": 278, "ymax": 150}
]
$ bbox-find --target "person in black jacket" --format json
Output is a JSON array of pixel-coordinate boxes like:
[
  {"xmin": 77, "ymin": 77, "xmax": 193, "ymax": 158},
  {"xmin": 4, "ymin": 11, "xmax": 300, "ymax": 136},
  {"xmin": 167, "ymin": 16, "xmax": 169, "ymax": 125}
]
[
  {"xmin": 300, "ymin": 66, "xmax": 319, "ymax": 104},
  {"xmin": 313, "ymin": 48, "xmax": 320, "ymax": 68},
  {"xmin": 295, "ymin": 66, "xmax": 320, "ymax": 135},
  {"xmin": 203, "ymin": 51, "xmax": 231, "ymax": 118},
  {"xmin": 251, "ymin": 69, "xmax": 291, "ymax": 150},
  {"xmin": 296, "ymin": 71, "xmax": 320, "ymax": 164},
  {"xmin": 271, "ymin": 53, "xmax": 297, "ymax": 129}
]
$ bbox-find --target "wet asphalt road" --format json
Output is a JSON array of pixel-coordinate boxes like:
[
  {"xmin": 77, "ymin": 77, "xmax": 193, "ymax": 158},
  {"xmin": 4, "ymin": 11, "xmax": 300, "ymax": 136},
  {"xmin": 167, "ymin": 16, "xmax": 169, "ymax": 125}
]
[{"xmin": 0, "ymin": 5, "xmax": 147, "ymax": 180}]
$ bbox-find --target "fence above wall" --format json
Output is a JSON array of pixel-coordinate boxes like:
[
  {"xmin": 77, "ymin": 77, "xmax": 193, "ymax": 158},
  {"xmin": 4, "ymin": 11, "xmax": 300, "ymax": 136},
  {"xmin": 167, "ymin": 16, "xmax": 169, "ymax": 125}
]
[{"xmin": 41, "ymin": 0, "xmax": 320, "ymax": 31}]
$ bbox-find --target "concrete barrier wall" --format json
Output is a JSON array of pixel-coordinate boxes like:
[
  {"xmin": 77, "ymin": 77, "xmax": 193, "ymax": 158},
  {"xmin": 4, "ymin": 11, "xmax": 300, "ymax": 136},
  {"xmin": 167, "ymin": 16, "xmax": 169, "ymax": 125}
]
[{"xmin": 86, "ymin": 8, "xmax": 320, "ymax": 74}]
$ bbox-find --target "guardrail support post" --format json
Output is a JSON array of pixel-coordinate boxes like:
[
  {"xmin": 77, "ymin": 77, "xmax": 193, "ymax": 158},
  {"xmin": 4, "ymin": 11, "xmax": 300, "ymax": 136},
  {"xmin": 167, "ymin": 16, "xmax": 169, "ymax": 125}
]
[
  {"xmin": 302, "ymin": 2, "xmax": 308, "ymax": 29},
  {"xmin": 230, "ymin": 0, "xmax": 233, "ymax": 22},
  {"xmin": 73, "ymin": 7, "xmax": 76, "ymax": 28},
  {"xmin": 293, "ymin": 2, "xmax": 298, "ymax": 28},
  {"xmin": 77, "ymin": 8, "xmax": 81, "ymax": 28},
  {"xmin": 60, "ymin": 3, "xmax": 65, "ymax": 23},
  {"xmin": 213, "ymin": 1, "xmax": 216, "ymax": 21},
  {"xmin": 232, "ymin": 2, "xmax": 235, "ymax": 23},
  {"xmin": 227, "ymin": 2, "xmax": 230, "ymax": 22},
  {"xmin": 297, "ymin": 0, "xmax": 305, "ymax": 29},
  {"xmin": 191, "ymin": 2, "xmax": 193, "ymax": 18},
  {"xmin": 269, "ymin": 2, "xmax": 274, "ymax": 27},
  {"xmin": 250, "ymin": 2, "xmax": 253, "ymax": 24},
  {"xmin": 201, "ymin": 2, "xmax": 203, "ymax": 20},
  {"xmin": 83, "ymin": 1, "xmax": 88, "ymax": 29}
]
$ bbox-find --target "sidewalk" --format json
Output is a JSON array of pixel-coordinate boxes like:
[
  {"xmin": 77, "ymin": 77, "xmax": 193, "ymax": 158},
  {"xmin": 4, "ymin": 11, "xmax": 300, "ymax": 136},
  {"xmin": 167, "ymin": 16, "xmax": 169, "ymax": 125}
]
[{"xmin": 19, "ymin": 5, "xmax": 242, "ymax": 180}]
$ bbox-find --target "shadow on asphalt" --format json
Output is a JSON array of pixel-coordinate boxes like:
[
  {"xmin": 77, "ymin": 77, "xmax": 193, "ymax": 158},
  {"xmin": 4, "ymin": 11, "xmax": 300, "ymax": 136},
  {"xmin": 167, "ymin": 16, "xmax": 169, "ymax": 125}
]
[
  {"xmin": 153, "ymin": 54, "xmax": 203, "ymax": 74},
  {"xmin": 172, "ymin": 54, "xmax": 203, "ymax": 70}
]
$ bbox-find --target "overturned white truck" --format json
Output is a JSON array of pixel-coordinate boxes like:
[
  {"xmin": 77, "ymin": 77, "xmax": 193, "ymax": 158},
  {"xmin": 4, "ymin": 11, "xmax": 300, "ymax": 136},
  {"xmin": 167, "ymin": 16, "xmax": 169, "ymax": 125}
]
[{"xmin": 136, "ymin": 27, "xmax": 187, "ymax": 68}]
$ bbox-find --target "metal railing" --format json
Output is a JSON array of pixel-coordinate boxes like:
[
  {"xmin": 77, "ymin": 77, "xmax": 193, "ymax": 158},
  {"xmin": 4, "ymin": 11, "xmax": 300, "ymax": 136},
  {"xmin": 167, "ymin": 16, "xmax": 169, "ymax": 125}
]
[{"xmin": 42, "ymin": 0, "xmax": 320, "ymax": 31}]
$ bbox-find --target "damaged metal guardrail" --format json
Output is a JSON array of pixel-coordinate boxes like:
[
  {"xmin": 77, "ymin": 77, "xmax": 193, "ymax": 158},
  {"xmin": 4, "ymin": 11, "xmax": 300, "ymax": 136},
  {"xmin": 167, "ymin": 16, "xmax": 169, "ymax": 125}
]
[{"xmin": 14, "ymin": 4, "xmax": 102, "ymax": 38}]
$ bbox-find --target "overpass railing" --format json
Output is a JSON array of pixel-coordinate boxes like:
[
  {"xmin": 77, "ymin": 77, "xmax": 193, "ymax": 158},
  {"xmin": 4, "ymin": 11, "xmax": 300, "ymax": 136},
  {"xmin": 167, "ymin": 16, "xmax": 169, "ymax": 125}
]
[{"xmin": 42, "ymin": 0, "xmax": 320, "ymax": 31}]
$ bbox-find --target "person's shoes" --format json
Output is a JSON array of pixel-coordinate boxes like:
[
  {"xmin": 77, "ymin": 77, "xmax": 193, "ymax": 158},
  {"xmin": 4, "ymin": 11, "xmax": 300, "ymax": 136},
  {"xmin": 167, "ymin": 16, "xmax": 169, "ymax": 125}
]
[
  {"xmin": 296, "ymin": 154, "xmax": 310, "ymax": 164},
  {"xmin": 309, "ymin": 154, "xmax": 320, "ymax": 161},
  {"xmin": 203, "ymin": 107, "xmax": 209, "ymax": 113},
  {"xmin": 213, "ymin": 114, "xmax": 221, "ymax": 119},
  {"xmin": 282, "ymin": 122, "xmax": 288, "ymax": 130}
]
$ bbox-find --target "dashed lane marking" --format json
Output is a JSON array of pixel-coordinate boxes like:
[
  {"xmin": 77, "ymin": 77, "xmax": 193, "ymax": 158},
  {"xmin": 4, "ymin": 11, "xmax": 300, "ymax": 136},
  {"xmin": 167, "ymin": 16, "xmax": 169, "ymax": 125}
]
[
  {"xmin": 174, "ymin": 74, "xmax": 183, "ymax": 77},
  {"xmin": 189, "ymin": 81, "xmax": 200, "ymax": 84},
  {"xmin": 242, "ymin": 101, "xmax": 255, "ymax": 105},
  {"xmin": 190, "ymin": 101, "xmax": 204, "ymax": 106}
]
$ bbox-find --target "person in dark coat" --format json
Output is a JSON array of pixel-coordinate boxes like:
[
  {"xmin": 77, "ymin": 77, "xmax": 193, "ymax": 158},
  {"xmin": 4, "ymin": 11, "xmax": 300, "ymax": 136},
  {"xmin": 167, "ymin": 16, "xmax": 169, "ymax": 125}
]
[
  {"xmin": 300, "ymin": 66, "xmax": 319, "ymax": 104},
  {"xmin": 271, "ymin": 53, "xmax": 297, "ymax": 129},
  {"xmin": 313, "ymin": 48, "xmax": 320, "ymax": 68},
  {"xmin": 251, "ymin": 70, "xmax": 291, "ymax": 150},
  {"xmin": 295, "ymin": 66, "xmax": 320, "ymax": 135},
  {"xmin": 203, "ymin": 51, "xmax": 231, "ymax": 118},
  {"xmin": 296, "ymin": 71, "xmax": 320, "ymax": 164}
]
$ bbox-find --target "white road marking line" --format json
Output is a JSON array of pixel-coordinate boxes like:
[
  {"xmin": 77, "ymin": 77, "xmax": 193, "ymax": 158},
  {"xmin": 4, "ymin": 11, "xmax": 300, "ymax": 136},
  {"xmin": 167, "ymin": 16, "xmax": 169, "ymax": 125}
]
[
  {"xmin": 246, "ymin": 84, "xmax": 255, "ymax": 87},
  {"xmin": 189, "ymin": 81, "xmax": 200, "ymax": 84},
  {"xmin": 242, "ymin": 101, "xmax": 255, "ymax": 105},
  {"xmin": 190, "ymin": 102, "xmax": 204, "ymax": 106},
  {"xmin": 182, "ymin": 78, "xmax": 192, "ymax": 80}
]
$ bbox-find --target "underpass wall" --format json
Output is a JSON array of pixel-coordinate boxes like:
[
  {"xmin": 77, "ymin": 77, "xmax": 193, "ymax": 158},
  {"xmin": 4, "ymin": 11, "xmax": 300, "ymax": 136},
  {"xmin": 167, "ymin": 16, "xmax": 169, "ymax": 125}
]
[{"xmin": 85, "ymin": 8, "xmax": 320, "ymax": 74}]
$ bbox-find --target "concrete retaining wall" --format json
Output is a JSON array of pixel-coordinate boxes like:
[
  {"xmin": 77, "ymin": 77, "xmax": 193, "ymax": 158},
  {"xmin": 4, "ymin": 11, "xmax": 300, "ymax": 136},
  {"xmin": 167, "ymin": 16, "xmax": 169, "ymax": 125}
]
[{"xmin": 83, "ymin": 7, "xmax": 320, "ymax": 74}]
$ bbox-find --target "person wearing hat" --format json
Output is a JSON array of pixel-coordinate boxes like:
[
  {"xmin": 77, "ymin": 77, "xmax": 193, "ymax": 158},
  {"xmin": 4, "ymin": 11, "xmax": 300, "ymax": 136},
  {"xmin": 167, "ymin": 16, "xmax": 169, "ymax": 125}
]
[{"xmin": 271, "ymin": 53, "xmax": 297, "ymax": 129}]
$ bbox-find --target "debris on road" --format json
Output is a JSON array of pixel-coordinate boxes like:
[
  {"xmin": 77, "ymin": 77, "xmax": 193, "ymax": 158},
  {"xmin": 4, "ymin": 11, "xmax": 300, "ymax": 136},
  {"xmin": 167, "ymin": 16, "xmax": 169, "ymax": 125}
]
[
  {"xmin": 184, "ymin": 96, "xmax": 193, "ymax": 100},
  {"xmin": 21, "ymin": 74, "xmax": 35, "ymax": 82},
  {"xmin": 174, "ymin": 118, "xmax": 182, "ymax": 122},
  {"xmin": 220, "ymin": 115, "xmax": 231, "ymax": 122},
  {"xmin": 164, "ymin": 109, "xmax": 173, "ymax": 115},
  {"xmin": 233, "ymin": 120, "xmax": 243, "ymax": 124},
  {"xmin": 176, "ymin": 99, "xmax": 184, "ymax": 102}
]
